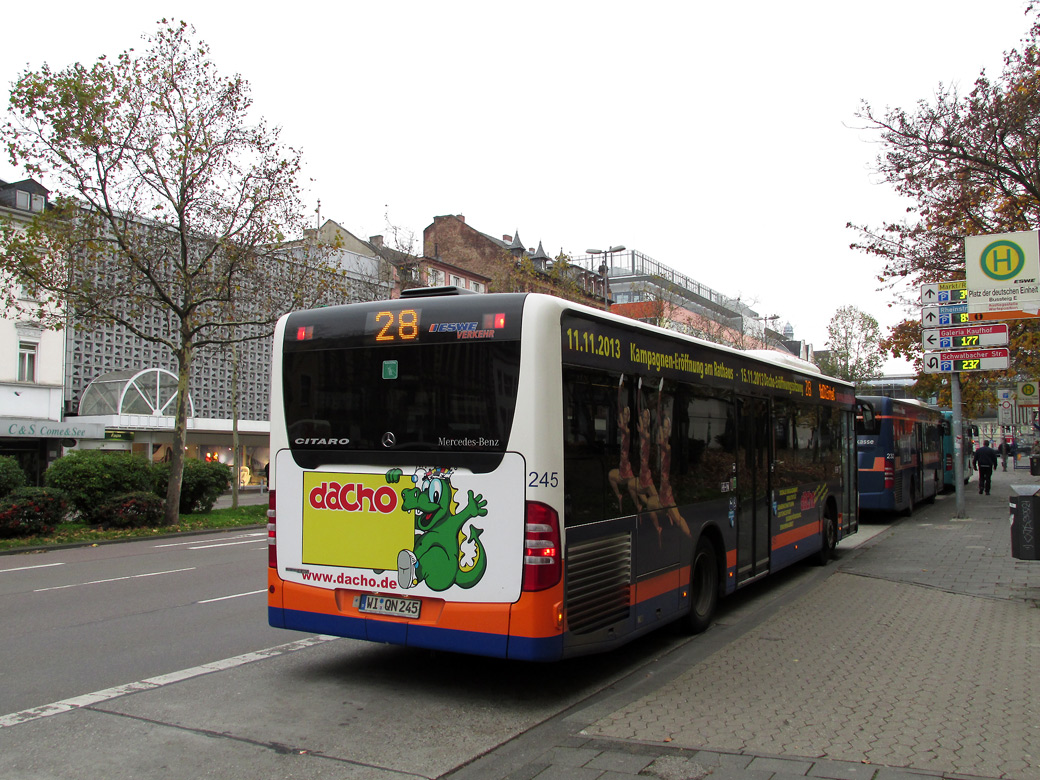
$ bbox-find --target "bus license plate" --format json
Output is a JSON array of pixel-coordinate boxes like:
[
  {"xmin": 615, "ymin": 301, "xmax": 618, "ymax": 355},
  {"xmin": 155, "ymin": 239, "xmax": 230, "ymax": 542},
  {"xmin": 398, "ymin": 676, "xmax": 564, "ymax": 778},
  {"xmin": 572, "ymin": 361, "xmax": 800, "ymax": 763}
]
[{"xmin": 358, "ymin": 594, "xmax": 421, "ymax": 619}]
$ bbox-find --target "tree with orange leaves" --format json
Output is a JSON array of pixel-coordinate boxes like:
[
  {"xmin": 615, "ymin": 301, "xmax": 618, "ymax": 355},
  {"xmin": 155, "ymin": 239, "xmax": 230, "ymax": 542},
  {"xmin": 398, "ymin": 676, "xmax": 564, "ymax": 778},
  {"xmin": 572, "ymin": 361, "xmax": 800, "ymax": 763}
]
[{"xmin": 849, "ymin": 6, "xmax": 1040, "ymax": 416}]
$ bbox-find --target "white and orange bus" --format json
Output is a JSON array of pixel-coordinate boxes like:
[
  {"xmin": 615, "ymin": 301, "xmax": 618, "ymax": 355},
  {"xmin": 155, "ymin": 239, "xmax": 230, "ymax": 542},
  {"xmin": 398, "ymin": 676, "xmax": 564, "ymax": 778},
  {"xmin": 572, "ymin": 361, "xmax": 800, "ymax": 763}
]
[{"xmin": 267, "ymin": 289, "xmax": 858, "ymax": 660}]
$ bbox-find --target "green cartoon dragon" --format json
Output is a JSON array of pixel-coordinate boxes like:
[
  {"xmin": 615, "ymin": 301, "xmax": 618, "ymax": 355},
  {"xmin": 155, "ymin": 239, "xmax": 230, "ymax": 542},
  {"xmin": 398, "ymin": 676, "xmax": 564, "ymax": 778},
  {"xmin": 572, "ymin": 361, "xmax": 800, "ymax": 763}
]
[{"xmin": 385, "ymin": 467, "xmax": 488, "ymax": 591}]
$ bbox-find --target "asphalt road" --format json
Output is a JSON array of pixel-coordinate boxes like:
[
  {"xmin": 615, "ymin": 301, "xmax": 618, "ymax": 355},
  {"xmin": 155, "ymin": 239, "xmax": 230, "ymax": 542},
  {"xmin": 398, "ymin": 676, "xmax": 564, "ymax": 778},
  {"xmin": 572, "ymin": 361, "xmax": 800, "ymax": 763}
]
[
  {"xmin": 0, "ymin": 528, "xmax": 285, "ymax": 715},
  {"xmin": 0, "ymin": 527, "xmax": 685, "ymax": 777},
  {"xmin": 0, "ymin": 519, "xmax": 895, "ymax": 779}
]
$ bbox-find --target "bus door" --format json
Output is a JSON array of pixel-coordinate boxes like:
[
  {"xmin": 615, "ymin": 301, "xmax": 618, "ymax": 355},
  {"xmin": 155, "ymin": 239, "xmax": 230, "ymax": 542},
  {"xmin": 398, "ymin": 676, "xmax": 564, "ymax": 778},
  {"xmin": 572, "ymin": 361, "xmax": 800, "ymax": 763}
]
[
  {"xmin": 736, "ymin": 396, "xmax": 771, "ymax": 584},
  {"xmin": 914, "ymin": 421, "xmax": 925, "ymax": 501},
  {"xmin": 843, "ymin": 410, "xmax": 858, "ymax": 535}
]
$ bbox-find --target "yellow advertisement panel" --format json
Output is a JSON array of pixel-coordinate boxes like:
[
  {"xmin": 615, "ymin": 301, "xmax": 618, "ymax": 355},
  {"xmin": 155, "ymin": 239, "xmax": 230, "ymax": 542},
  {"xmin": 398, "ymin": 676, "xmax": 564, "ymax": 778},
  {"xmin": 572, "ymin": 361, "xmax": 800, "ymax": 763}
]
[{"xmin": 302, "ymin": 472, "xmax": 415, "ymax": 570}]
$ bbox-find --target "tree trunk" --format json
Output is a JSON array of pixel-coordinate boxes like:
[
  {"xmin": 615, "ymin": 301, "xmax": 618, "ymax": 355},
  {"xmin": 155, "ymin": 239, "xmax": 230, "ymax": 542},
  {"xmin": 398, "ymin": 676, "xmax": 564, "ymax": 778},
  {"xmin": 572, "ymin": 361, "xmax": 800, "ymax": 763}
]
[
  {"xmin": 164, "ymin": 343, "xmax": 193, "ymax": 526},
  {"xmin": 230, "ymin": 338, "xmax": 240, "ymax": 509}
]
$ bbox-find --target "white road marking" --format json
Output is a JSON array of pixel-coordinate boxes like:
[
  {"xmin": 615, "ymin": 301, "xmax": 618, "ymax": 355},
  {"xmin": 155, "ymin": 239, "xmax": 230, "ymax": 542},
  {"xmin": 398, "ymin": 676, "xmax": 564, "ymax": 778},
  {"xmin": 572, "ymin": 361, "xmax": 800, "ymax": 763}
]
[
  {"xmin": 187, "ymin": 539, "xmax": 267, "ymax": 550},
  {"xmin": 33, "ymin": 567, "xmax": 196, "ymax": 593},
  {"xmin": 197, "ymin": 589, "xmax": 267, "ymax": 604},
  {"xmin": 0, "ymin": 562, "xmax": 66, "ymax": 574},
  {"xmin": 0, "ymin": 635, "xmax": 339, "ymax": 729},
  {"xmin": 153, "ymin": 532, "xmax": 265, "ymax": 549}
]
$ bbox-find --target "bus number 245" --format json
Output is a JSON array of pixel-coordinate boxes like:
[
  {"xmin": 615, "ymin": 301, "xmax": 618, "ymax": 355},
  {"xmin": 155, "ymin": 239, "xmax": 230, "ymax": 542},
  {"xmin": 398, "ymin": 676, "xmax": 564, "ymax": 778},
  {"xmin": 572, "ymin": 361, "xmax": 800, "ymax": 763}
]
[{"xmin": 529, "ymin": 471, "xmax": 560, "ymax": 488}]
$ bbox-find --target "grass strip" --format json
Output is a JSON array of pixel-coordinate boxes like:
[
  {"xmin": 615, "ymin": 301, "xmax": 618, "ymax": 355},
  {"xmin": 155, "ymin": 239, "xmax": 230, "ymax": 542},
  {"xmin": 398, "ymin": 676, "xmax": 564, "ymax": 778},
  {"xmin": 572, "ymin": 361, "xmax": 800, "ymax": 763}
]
[{"xmin": 0, "ymin": 503, "xmax": 267, "ymax": 553}]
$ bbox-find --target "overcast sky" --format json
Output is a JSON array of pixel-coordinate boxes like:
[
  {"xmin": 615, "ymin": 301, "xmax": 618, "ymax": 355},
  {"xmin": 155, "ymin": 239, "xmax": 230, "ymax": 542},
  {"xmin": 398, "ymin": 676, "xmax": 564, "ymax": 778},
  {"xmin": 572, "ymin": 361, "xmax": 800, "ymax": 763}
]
[{"xmin": 2, "ymin": 1, "xmax": 1034, "ymax": 372}]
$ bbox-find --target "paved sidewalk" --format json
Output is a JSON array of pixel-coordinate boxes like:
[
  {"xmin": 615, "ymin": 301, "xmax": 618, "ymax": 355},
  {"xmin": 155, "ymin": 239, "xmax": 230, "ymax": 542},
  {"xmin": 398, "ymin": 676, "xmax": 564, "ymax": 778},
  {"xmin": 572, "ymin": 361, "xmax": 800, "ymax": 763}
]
[
  {"xmin": 448, "ymin": 466, "xmax": 1040, "ymax": 780},
  {"xmin": 211, "ymin": 486, "xmax": 268, "ymax": 510}
]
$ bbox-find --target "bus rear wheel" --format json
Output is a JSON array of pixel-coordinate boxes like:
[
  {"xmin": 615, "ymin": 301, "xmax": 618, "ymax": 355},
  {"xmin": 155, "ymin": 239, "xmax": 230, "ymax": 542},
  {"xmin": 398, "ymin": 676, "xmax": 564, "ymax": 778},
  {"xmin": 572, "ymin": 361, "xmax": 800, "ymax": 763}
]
[
  {"xmin": 815, "ymin": 510, "xmax": 837, "ymax": 565},
  {"xmin": 686, "ymin": 538, "xmax": 718, "ymax": 634},
  {"xmin": 902, "ymin": 482, "xmax": 916, "ymax": 517}
]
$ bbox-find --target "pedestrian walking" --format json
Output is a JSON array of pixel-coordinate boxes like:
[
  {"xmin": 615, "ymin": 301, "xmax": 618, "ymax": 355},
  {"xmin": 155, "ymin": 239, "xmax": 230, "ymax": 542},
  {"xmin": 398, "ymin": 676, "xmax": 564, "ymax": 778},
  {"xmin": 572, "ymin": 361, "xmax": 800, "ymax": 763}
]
[{"xmin": 973, "ymin": 439, "xmax": 999, "ymax": 495}]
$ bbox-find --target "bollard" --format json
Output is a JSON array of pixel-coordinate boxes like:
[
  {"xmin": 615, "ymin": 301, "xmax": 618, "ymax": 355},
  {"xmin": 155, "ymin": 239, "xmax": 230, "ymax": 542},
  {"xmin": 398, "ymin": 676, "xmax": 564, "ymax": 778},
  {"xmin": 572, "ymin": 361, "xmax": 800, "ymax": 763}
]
[{"xmin": 1010, "ymin": 485, "xmax": 1039, "ymax": 560}]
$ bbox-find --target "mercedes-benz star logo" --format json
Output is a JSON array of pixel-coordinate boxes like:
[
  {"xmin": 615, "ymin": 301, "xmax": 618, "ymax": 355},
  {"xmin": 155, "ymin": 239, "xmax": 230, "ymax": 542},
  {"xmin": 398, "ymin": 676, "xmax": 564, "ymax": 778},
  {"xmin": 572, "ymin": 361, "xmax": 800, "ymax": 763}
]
[{"xmin": 381, "ymin": 431, "xmax": 396, "ymax": 448}]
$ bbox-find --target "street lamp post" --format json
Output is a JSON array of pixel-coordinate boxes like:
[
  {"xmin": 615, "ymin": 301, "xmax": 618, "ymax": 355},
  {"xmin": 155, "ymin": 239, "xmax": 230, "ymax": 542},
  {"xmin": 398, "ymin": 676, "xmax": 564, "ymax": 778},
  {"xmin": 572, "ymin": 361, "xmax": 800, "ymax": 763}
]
[{"xmin": 586, "ymin": 245, "xmax": 625, "ymax": 311}]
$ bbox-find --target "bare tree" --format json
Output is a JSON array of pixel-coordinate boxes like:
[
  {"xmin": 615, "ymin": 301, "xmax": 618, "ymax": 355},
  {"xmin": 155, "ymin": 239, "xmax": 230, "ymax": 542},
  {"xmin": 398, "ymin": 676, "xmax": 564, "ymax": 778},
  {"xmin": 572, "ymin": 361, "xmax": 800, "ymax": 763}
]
[
  {"xmin": 816, "ymin": 305, "xmax": 884, "ymax": 386},
  {"xmin": 0, "ymin": 20, "xmax": 351, "ymax": 523}
]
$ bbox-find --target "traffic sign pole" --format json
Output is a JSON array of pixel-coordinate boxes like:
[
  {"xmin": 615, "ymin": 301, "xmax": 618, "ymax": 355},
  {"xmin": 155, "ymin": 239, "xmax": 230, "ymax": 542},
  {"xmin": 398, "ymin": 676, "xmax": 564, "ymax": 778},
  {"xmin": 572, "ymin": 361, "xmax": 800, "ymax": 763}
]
[
  {"xmin": 952, "ymin": 373, "xmax": 965, "ymax": 518},
  {"xmin": 919, "ymin": 277, "xmax": 1006, "ymax": 516}
]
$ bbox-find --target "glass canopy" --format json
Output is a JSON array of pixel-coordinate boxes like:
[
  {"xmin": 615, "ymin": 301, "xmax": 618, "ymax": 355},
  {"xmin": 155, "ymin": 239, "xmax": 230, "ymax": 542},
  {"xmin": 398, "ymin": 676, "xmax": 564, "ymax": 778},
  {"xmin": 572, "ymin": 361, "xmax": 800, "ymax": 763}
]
[{"xmin": 78, "ymin": 368, "xmax": 195, "ymax": 417}]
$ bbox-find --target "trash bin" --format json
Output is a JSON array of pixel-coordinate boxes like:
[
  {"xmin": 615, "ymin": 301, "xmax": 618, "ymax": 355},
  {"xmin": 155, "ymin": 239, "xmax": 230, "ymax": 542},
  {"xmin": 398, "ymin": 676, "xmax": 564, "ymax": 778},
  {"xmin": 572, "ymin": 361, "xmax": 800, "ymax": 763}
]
[
  {"xmin": 1009, "ymin": 485, "xmax": 1040, "ymax": 560},
  {"xmin": 1031, "ymin": 454, "xmax": 1040, "ymax": 476}
]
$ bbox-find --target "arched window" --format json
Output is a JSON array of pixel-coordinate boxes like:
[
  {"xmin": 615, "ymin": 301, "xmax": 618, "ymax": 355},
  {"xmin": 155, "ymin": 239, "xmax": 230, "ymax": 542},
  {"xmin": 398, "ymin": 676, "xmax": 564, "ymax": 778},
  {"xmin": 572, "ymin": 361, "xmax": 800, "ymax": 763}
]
[{"xmin": 78, "ymin": 369, "xmax": 195, "ymax": 417}]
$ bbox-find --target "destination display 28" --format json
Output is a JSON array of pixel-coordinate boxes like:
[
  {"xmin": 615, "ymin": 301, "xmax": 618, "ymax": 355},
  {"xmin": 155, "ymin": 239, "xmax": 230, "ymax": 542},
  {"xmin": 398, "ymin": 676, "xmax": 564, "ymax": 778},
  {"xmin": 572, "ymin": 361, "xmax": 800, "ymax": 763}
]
[{"xmin": 283, "ymin": 294, "xmax": 527, "ymax": 348}]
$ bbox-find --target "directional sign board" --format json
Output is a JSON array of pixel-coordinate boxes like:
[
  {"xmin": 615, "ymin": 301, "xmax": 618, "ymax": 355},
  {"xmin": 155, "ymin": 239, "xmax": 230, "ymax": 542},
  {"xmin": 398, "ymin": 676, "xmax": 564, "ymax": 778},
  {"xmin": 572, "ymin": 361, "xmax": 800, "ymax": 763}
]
[
  {"xmin": 922, "ymin": 303, "xmax": 969, "ymax": 326},
  {"xmin": 920, "ymin": 281, "xmax": 968, "ymax": 305},
  {"xmin": 923, "ymin": 307, "xmax": 1040, "ymax": 325},
  {"xmin": 921, "ymin": 324, "xmax": 1009, "ymax": 350},
  {"xmin": 923, "ymin": 347, "xmax": 1011, "ymax": 374}
]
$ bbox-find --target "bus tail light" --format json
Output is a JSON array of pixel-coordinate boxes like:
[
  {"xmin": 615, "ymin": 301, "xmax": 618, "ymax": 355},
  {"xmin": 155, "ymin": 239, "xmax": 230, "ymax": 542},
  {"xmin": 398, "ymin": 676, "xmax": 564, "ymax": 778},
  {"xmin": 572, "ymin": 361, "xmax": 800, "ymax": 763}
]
[
  {"xmin": 946, "ymin": 454, "xmax": 953, "ymax": 471},
  {"xmin": 523, "ymin": 501, "xmax": 561, "ymax": 591},
  {"xmin": 884, "ymin": 454, "xmax": 895, "ymax": 490},
  {"xmin": 268, "ymin": 490, "xmax": 277, "ymax": 569}
]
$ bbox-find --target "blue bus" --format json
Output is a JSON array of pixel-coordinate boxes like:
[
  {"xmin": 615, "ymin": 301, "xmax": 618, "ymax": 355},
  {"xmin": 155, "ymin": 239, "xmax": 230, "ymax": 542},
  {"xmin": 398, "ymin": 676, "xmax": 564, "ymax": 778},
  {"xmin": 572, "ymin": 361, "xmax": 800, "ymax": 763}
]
[{"xmin": 857, "ymin": 396, "xmax": 943, "ymax": 515}]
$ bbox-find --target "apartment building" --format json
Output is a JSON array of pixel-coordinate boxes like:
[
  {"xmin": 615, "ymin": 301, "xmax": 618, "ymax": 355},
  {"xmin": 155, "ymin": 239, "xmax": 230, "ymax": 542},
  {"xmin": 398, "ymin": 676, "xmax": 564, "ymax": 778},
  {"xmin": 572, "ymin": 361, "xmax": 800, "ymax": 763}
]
[{"xmin": 0, "ymin": 178, "xmax": 71, "ymax": 482}]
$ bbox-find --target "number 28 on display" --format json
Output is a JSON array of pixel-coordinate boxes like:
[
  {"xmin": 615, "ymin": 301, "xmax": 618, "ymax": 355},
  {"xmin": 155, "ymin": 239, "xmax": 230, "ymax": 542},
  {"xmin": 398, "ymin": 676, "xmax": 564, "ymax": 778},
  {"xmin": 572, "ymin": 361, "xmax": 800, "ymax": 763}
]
[{"xmin": 372, "ymin": 308, "xmax": 420, "ymax": 342}]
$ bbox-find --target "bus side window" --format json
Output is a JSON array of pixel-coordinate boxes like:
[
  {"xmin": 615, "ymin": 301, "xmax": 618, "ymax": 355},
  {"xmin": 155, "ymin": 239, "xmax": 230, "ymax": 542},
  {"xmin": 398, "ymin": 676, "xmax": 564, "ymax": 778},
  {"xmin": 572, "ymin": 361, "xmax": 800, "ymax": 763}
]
[
  {"xmin": 820, "ymin": 407, "xmax": 843, "ymax": 475},
  {"xmin": 856, "ymin": 401, "xmax": 877, "ymax": 435},
  {"xmin": 563, "ymin": 368, "xmax": 624, "ymax": 526},
  {"xmin": 774, "ymin": 399, "xmax": 821, "ymax": 482},
  {"xmin": 674, "ymin": 387, "xmax": 734, "ymax": 505}
]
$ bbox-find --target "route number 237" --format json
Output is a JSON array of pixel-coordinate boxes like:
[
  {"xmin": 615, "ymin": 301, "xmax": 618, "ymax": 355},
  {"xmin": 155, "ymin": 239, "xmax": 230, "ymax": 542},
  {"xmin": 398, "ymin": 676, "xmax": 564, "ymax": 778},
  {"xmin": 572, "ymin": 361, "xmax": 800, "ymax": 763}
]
[{"xmin": 529, "ymin": 471, "xmax": 560, "ymax": 488}]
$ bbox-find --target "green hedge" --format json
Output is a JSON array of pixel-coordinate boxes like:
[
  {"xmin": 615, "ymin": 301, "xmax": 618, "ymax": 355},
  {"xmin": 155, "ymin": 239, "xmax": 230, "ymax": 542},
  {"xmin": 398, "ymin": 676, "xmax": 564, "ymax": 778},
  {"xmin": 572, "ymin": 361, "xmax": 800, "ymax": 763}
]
[
  {"xmin": 39, "ymin": 451, "xmax": 232, "ymax": 527},
  {"xmin": 97, "ymin": 491, "xmax": 167, "ymax": 528},
  {"xmin": 43, "ymin": 450, "xmax": 153, "ymax": 524},
  {"xmin": 152, "ymin": 459, "xmax": 232, "ymax": 514},
  {"xmin": 0, "ymin": 487, "xmax": 69, "ymax": 538},
  {"xmin": 0, "ymin": 456, "xmax": 28, "ymax": 500}
]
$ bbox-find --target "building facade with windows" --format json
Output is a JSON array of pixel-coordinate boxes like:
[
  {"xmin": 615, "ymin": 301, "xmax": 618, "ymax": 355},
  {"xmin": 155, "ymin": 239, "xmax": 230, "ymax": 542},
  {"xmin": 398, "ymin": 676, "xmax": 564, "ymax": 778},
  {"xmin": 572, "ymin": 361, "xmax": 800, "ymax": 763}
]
[
  {"xmin": 2, "ymin": 182, "xmax": 399, "ymax": 486},
  {"xmin": 0, "ymin": 178, "xmax": 72, "ymax": 483},
  {"xmin": 422, "ymin": 214, "xmax": 807, "ymax": 356},
  {"xmin": 2, "ymin": 182, "xmax": 817, "ymax": 486},
  {"xmin": 59, "ymin": 218, "xmax": 395, "ymax": 487},
  {"xmin": 422, "ymin": 214, "xmax": 609, "ymax": 303}
]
